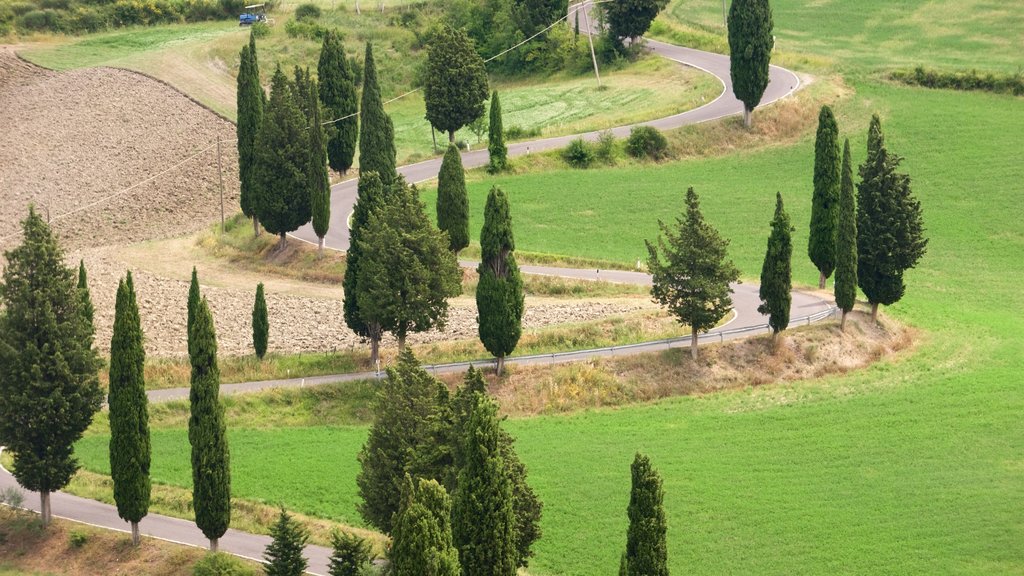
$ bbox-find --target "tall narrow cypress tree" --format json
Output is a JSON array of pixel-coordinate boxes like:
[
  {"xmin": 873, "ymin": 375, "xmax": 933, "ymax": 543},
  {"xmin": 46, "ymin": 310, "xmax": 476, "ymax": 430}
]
[
  {"xmin": 389, "ymin": 476, "xmax": 460, "ymax": 576},
  {"xmin": 476, "ymin": 186, "xmax": 524, "ymax": 375},
  {"xmin": 237, "ymin": 32, "xmax": 265, "ymax": 237},
  {"xmin": 77, "ymin": 259, "xmax": 94, "ymax": 328},
  {"xmin": 727, "ymin": 0, "xmax": 774, "ymax": 128},
  {"xmin": 487, "ymin": 91, "xmax": 508, "ymax": 173},
  {"xmin": 108, "ymin": 272, "xmax": 151, "ymax": 546},
  {"xmin": 264, "ymin": 509, "xmax": 309, "ymax": 576},
  {"xmin": 308, "ymin": 80, "xmax": 332, "ymax": 252},
  {"xmin": 343, "ymin": 173, "xmax": 389, "ymax": 344},
  {"xmin": 809, "ymin": 105, "xmax": 841, "ymax": 288},
  {"xmin": 319, "ymin": 30, "xmax": 358, "ymax": 175},
  {"xmin": 187, "ymin": 266, "xmax": 200, "ymax": 359},
  {"xmin": 188, "ymin": 297, "xmax": 231, "ymax": 551},
  {"xmin": 757, "ymin": 192, "xmax": 793, "ymax": 341},
  {"xmin": 619, "ymin": 453, "xmax": 668, "ymax": 576},
  {"xmin": 835, "ymin": 138, "xmax": 858, "ymax": 331},
  {"xmin": 437, "ymin": 144, "xmax": 469, "ymax": 255},
  {"xmin": 358, "ymin": 43, "xmax": 397, "ymax": 185},
  {"xmin": 252, "ymin": 282, "xmax": 268, "ymax": 359}
]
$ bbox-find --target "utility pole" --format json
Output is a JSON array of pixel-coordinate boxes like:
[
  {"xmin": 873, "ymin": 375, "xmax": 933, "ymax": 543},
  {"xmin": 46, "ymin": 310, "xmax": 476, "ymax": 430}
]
[
  {"xmin": 580, "ymin": 1, "xmax": 602, "ymax": 87},
  {"xmin": 216, "ymin": 137, "xmax": 225, "ymax": 233},
  {"xmin": 723, "ymin": 0, "xmax": 727, "ymax": 26}
]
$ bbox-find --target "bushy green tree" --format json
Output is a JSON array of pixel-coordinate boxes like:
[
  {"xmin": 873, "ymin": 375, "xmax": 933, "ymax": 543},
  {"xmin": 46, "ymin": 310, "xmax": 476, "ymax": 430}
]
[
  {"xmin": 437, "ymin": 144, "xmax": 470, "ymax": 255},
  {"xmin": 511, "ymin": 0, "xmax": 565, "ymax": 37},
  {"xmin": 856, "ymin": 114, "xmax": 927, "ymax": 321},
  {"xmin": 343, "ymin": 173, "xmax": 390, "ymax": 346},
  {"xmin": 809, "ymin": 105, "xmax": 841, "ymax": 288},
  {"xmin": 389, "ymin": 476, "xmax": 460, "ymax": 576},
  {"xmin": 319, "ymin": 30, "xmax": 358, "ymax": 175},
  {"xmin": 424, "ymin": 24, "xmax": 489, "ymax": 143},
  {"xmin": 835, "ymin": 138, "xmax": 858, "ymax": 331},
  {"xmin": 758, "ymin": 192, "xmax": 793, "ymax": 340},
  {"xmin": 328, "ymin": 531, "xmax": 373, "ymax": 576},
  {"xmin": 188, "ymin": 297, "xmax": 231, "ymax": 551},
  {"xmin": 307, "ymin": 79, "xmax": 332, "ymax": 252},
  {"xmin": 263, "ymin": 509, "xmax": 309, "ymax": 576},
  {"xmin": 604, "ymin": 0, "xmax": 669, "ymax": 44},
  {"xmin": 476, "ymin": 186, "xmax": 524, "ymax": 375},
  {"xmin": 646, "ymin": 187, "xmax": 740, "ymax": 359},
  {"xmin": 254, "ymin": 66, "xmax": 311, "ymax": 250},
  {"xmin": 619, "ymin": 453, "xmax": 668, "ymax": 576},
  {"xmin": 358, "ymin": 43, "xmax": 397, "ymax": 186},
  {"xmin": 77, "ymin": 259, "xmax": 94, "ymax": 327},
  {"xmin": 237, "ymin": 32, "xmax": 265, "ymax": 236},
  {"xmin": 108, "ymin": 272, "xmax": 151, "ymax": 546},
  {"xmin": 0, "ymin": 208, "xmax": 103, "ymax": 525},
  {"xmin": 487, "ymin": 91, "xmax": 508, "ymax": 173},
  {"xmin": 727, "ymin": 0, "xmax": 774, "ymax": 128},
  {"xmin": 252, "ymin": 282, "xmax": 269, "ymax": 359}
]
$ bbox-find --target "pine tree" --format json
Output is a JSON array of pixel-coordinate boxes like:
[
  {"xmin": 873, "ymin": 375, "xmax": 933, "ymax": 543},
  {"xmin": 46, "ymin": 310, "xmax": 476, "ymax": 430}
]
[
  {"xmin": 108, "ymin": 271, "xmax": 151, "ymax": 546},
  {"xmin": 263, "ymin": 509, "xmax": 309, "ymax": 576},
  {"xmin": 487, "ymin": 91, "xmax": 508, "ymax": 173},
  {"xmin": 835, "ymin": 138, "xmax": 858, "ymax": 331},
  {"xmin": 307, "ymin": 79, "xmax": 332, "ymax": 252},
  {"xmin": 188, "ymin": 297, "xmax": 231, "ymax": 551},
  {"xmin": 424, "ymin": 24, "xmax": 489, "ymax": 143},
  {"xmin": 727, "ymin": 0, "xmax": 774, "ymax": 128},
  {"xmin": 856, "ymin": 114, "xmax": 927, "ymax": 321},
  {"xmin": 389, "ymin": 476, "xmax": 460, "ymax": 576},
  {"xmin": 809, "ymin": 105, "xmax": 841, "ymax": 288},
  {"xmin": 238, "ymin": 32, "xmax": 265, "ymax": 237},
  {"xmin": 319, "ymin": 30, "xmax": 358, "ymax": 175},
  {"xmin": 0, "ymin": 208, "xmax": 103, "ymax": 525},
  {"xmin": 436, "ymin": 144, "xmax": 469, "ymax": 255},
  {"xmin": 254, "ymin": 66, "xmax": 312, "ymax": 251},
  {"xmin": 757, "ymin": 192, "xmax": 793, "ymax": 341},
  {"xmin": 77, "ymin": 259, "xmax": 94, "ymax": 327},
  {"xmin": 619, "ymin": 453, "xmax": 668, "ymax": 576},
  {"xmin": 187, "ymin": 266, "xmax": 200, "ymax": 359},
  {"xmin": 476, "ymin": 186, "xmax": 524, "ymax": 375},
  {"xmin": 328, "ymin": 531, "xmax": 373, "ymax": 576},
  {"xmin": 252, "ymin": 282, "xmax": 269, "ymax": 359},
  {"xmin": 452, "ymin": 392, "xmax": 517, "ymax": 576},
  {"xmin": 342, "ymin": 172, "xmax": 389, "ymax": 347},
  {"xmin": 646, "ymin": 187, "xmax": 740, "ymax": 359},
  {"xmin": 358, "ymin": 43, "xmax": 397, "ymax": 186}
]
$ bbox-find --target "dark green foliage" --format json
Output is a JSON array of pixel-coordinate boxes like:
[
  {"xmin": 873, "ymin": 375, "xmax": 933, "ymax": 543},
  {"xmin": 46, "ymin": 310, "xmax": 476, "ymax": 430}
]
[
  {"xmin": 646, "ymin": 188, "xmax": 740, "ymax": 358},
  {"xmin": 254, "ymin": 66, "xmax": 312, "ymax": 244},
  {"xmin": 188, "ymin": 297, "xmax": 231, "ymax": 547},
  {"xmin": 424, "ymin": 24, "xmax": 489, "ymax": 142},
  {"xmin": 292, "ymin": 66, "xmax": 314, "ymax": 122},
  {"xmin": 437, "ymin": 144, "xmax": 470, "ymax": 255},
  {"xmin": 757, "ymin": 192, "xmax": 793, "ymax": 336},
  {"xmin": 856, "ymin": 114, "xmax": 927, "ymax": 313},
  {"xmin": 809, "ymin": 105, "xmax": 841, "ymax": 287},
  {"xmin": 452, "ymin": 391, "xmax": 517, "ymax": 576},
  {"xmin": 358, "ymin": 43, "xmax": 397, "ymax": 186},
  {"xmin": 192, "ymin": 552, "xmax": 257, "ymax": 576},
  {"xmin": 328, "ymin": 531, "xmax": 373, "ymax": 576},
  {"xmin": 108, "ymin": 272, "xmax": 151, "ymax": 534},
  {"xmin": 294, "ymin": 2, "xmax": 320, "ymax": 20},
  {"xmin": 263, "ymin": 509, "xmax": 309, "ymax": 576},
  {"xmin": 237, "ymin": 33, "xmax": 265, "ymax": 223},
  {"xmin": 389, "ymin": 476, "xmax": 460, "ymax": 576},
  {"xmin": 891, "ymin": 66, "xmax": 1024, "ymax": 96},
  {"xmin": 619, "ymin": 453, "xmax": 668, "ymax": 576},
  {"xmin": 511, "ymin": 0, "xmax": 565, "ymax": 36},
  {"xmin": 604, "ymin": 0, "xmax": 669, "ymax": 43},
  {"xmin": 835, "ymin": 139, "xmax": 858, "ymax": 324},
  {"xmin": 0, "ymin": 208, "xmax": 102, "ymax": 517},
  {"xmin": 342, "ymin": 173, "xmax": 388, "ymax": 341},
  {"xmin": 487, "ymin": 92, "xmax": 509, "ymax": 173},
  {"xmin": 727, "ymin": 0, "xmax": 774, "ymax": 124},
  {"xmin": 318, "ymin": 31, "xmax": 358, "ymax": 175},
  {"xmin": 562, "ymin": 137, "xmax": 595, "ymax": 168},
  {"xmin": 77, "ymin": 259, "xmax": 94, "ymax": 327},
  {"xmin": 477, "ymin": 187, "xmax": 524, "ymax": 374},
  {"xmin": 187, "ymin": 266, "xmax": 200, "ymax": 359},
  {"xmin": 625, "ymin": 126, "xmax": 669, "ymax": 160},
  {"xmin": 252, "ymin": 283, "xmax": 268, "ymax": 359},
  {"xmin": 356, "ymin": 350, "xmax": 451, "ymax": 533},
  {"xmin": 307, "ymin": 79, "xmax": 331, "ymax": 247}
]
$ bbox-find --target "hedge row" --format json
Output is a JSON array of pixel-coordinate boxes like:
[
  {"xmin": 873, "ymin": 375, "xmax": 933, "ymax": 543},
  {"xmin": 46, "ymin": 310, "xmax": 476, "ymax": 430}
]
[
  {"xmin": 0, "ymin": 0, "xmax": 254, "ymax": 35},
  {"xmin": 891, "ymin": 66, "xmax": 1024, "ymax": 97}
]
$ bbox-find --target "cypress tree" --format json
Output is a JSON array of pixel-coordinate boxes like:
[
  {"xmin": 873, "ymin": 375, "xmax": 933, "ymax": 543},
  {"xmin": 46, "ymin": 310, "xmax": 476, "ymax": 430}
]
[
  {"xmin": 328, "ymin": 531, "xmax": 373, "ymax": 576},
  {"xmin": 436, "ymin": 144, "xmax": 469, "ymax": 255},
  {"xmin": 188, "ymin": 297, "xmax": 231, "ymax": 551},
  {"xmin": 0, "ymin": 208, "xmax": 103, "ymax": 526},
  {"xmin": 108, "ymin": 272, "xmax": 151, "ymax": 546},
  {"xmin": 252, "ymin": 282, "xmax": 269, "ymax": 359},
  {"xmin": 835, "ymin": 138, "xmax": 858, "ymax": 331},
  {"xmin": 307, "ymin": 79, "xmax": 332, "ymax": 252},
  {"xmin": 342, "ymin": 172, "xmax": 388, "ymax": 345},
  {"xmin": 757, "ymin": 192, "xmax": 793, "ymax": 341},
  {"xmin": 389, "ymin": 476, "xmax": 460, "ymax": 576},
  {"xmin": 293, "ymin": 66, "xmax": 314, "ymax": 121},
  {"xmin": 619, "ymin": 453, "xmax": 668, "ymax": 576},
  {"xmin": 646, "ymin": 187, "xmax": 740, "ymax": 359},
  {"xmin": 263, "ymin": 509, "xmax": 309, "ymax": 576},
  {"xmin": 237, "ymin": 32, "xmax": 265, "ymax": 237},
  {"xmin": 319, "ymin": 30, "xmax": 358, "ymax": 175},
  {"xmin": 856, "ymin": 114, "xmax": 927, "ymax": 321},
  {"xmin": 809, "ymin": 105, "xmax": 841, "ymax": 288},
  {"xmin": 452, "ymin": 392, "xmax": 517, "ymax": 576},
  {"xmin": 358, "ymin": 43, "xmax": 397, "ymax": 186},
  {"xmin": 477, "ymin": 186, "xmax": 524, "ymax": 376},
  {"xmin": 77, "ymin": 259, "xmax": 94, "ymax": 328},
  {"xmin": 487, "ymin": 91, "xmax": 508, "ymax": 173},
  {"xmin": 424, "ymin": 24, "xmax": 489, "ymax": 143},
  {"xmin": 187, "ymin": 266, "xmax": 200, "ymax": 359},
  {"xmin": 727, "ymin": 0, "xmax": 774, "ymax": 128},
  {"xmin": 254, "ymin": 66, "xmax": 312, "ymax": 251}
]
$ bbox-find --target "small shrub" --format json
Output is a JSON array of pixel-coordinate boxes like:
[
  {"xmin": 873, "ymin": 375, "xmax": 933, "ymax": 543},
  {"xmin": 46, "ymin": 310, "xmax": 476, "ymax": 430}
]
[
  {"xmin": 250, "ymin": 20, "xmax": 269, "ymax": 37},
  {"xmin": 9, "ymin": 2, "xmax": 37, "ymax": 17},
  {"xmin": 504, "ymin": 125, "xmax": 541, "ymax": 140},
  {"xmin": 284, "ymin": 18, "xmax": 328, "ymax": 40},
  {"xmin": 562, "ymin": 137, "xmax": 595, "ymax": 169},
  {"xmin": 18, "ymin": 9, "xmax": 64, "ymax": 31},
  {"xmin": 625, "ymin": 125, "xmax": 669, "ymax": 160},
  {"xmin": 68, "ymin": 6, "xmax": 109, "ymax": 32},
  {"xmin": 594, "ymin": 130, "xmax": 617, "ymax": 165},
  {"xmin": 455, "ymin": 139, "xmax": 468, "ymax": 151},
  {"xmin": 69, "ymin": 529, "xmax": 89, "ymax": 548},
  {"xmin": 39, "ymin": 0, "xmax": 70, "ymax": 10},
  {"xmin": 192, "ymin": 552, "xmax": 257, "ymax": 576},
  {"xmin": 0, "ymin": 486, "xmax": 25, "ymax": 508},
  {"xmin": 293, "ymin": 2, "xmax": 320, "ymax": 20}
]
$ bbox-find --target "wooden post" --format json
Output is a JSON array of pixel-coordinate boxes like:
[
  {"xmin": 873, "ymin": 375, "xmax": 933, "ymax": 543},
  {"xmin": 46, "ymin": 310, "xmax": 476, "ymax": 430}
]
[
  {"xmin": 581, "ymin": 2, "xmax": 602, "ymax": 87},
  {"xmin": 723, "ymin": 0, "xmax": 727, "ymax": 26},
  {"xmin": 216, "ymin": 137, "xmax": 225, "ymax": 233}
]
